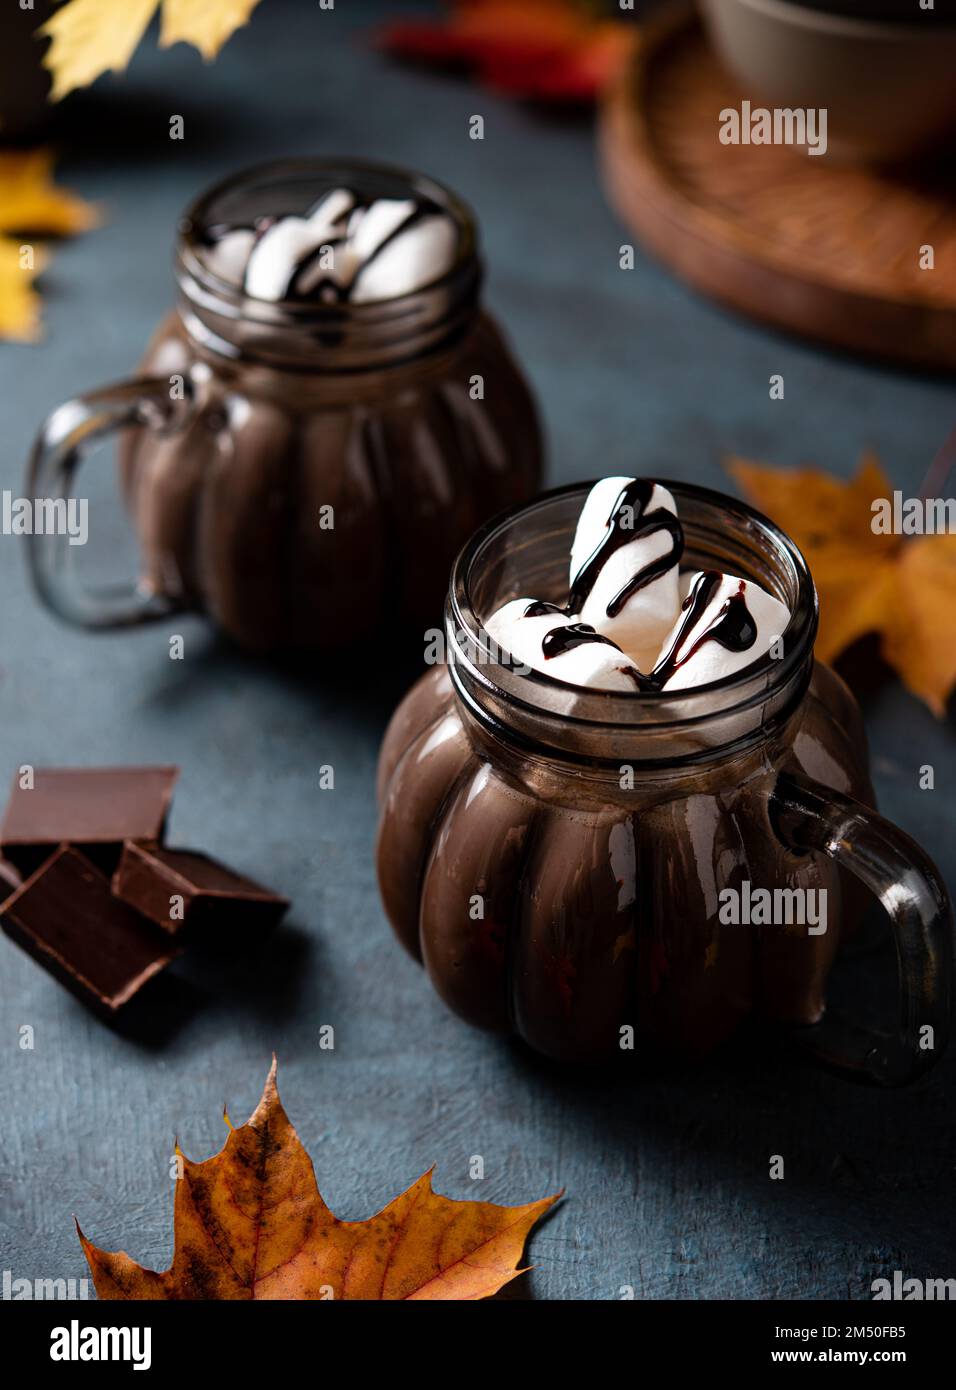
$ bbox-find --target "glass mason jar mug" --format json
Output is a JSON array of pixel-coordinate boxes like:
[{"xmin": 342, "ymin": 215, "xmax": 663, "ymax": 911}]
[
  {"xmin": 26, "ymin": 159, "xmax": 543, "ymax": 650},
  {"xmin": 376, "ymin": 482, "xmax": 954, "ymax": 1083}
]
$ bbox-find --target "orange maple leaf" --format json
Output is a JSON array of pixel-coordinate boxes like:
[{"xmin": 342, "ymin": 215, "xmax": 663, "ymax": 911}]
[
  {"xmin": 78, "ymin": 1059, "xmax": 560, "ymax": 1300},
  {"xmin": 728, "ymin": 454, "xmax": 956, "ymax": 717}
]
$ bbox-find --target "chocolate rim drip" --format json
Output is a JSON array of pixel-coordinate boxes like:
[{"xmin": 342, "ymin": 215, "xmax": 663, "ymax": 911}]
[
  {"xmin": 567, "ymin": 479, "xmax": 684, "ymax": 618},
  {"xmin": 642, "ymin": 570, "xmax": 758, "ymax": 691}
]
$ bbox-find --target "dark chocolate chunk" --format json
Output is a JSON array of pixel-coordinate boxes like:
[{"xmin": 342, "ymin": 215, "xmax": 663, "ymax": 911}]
[
  {"xmin": 0, "ymin": 846, "xmax": 179, "ymax": 1013},
  {"xmin": 112, "ymin": 843, "xmax": 290, "ymax": 936},
  {"xmin": 0, "ymin": 766, "xmax": 179, "ymax": 876},
  {"xmin": 0, "ymin": 855, "xmax": 21, "ymax": 902}
]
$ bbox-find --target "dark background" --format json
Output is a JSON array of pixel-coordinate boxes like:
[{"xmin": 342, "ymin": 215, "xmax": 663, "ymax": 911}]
[{"xmin": 1, "ymin": 0, "xmax": 953, "ymax": 1299}]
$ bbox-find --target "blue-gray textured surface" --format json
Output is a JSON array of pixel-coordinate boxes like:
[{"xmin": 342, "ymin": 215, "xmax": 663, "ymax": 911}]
[{"xmin": 1, "ymin": 0, "xmax": 954, "ymax": 1301}]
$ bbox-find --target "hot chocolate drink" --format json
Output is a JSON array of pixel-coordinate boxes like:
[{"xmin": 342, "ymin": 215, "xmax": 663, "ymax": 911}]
[
  {"xmin": 376, "ymin": 481, "xmax": 953, "ymax": 1082},
  {"xmin": 26, "ymin": 160, "xmax": 542, "ymax": 650}
]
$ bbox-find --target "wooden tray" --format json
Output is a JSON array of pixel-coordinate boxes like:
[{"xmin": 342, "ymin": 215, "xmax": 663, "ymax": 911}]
[{"xmin": 598, "ymin": 11, "xmax": 956, "ymax": 373}]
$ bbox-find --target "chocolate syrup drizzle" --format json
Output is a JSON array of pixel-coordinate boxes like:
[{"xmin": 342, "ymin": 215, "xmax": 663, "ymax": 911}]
[
  {"xmin": 542, "ymin": 622, "xmax": 621, "ymax": 660},
  {"xmin": 515, "ymin": 488, "xmax": 761, "ymax": 692},
  {"xmin": 567, "ymin": 479, "xmax": 684, "ymax": 618},
  {"xmin": 292, "ymin": 199, "xmax": 434, "ymax": 302},
  {"xmin": 642, "ymin": 570, "xmax": 758, "ymax": 691},
  {"xmin": 523, "ymin": 601, "xmax": 564, "ymax": 619},
  {"xmin": 205, "ymin": 191, "xmax": 445, "ymax": 305},
  {"xmin": 522, "ymin": 604, "xmax": 643, "ymax": 689}
]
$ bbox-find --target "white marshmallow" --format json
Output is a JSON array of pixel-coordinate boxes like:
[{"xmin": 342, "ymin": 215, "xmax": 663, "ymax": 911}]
[
  {"xmin": 652, "ymin": 570, "xmax": 790, "ymax": 691},
  {"xmin": 570, "ymin": 477, "xmax": 682, "ymax": 671},
  {"xmin": 244, "ymin": 189, "xmax": 355, "ymax": 300},
  {"xmin": 350, "ymin": 212, "xmax": 458, "ymax": 303},
  {"xmin": 244, "ymin": 217, "xmax": 325, "ymax": 300},
  {"xmin": 485, "ymin": 598, "xmax": 642, "ymax": 693},
  {"xmin": 204, "ymin": 227, "xmax": 256, "ymax": 285},
  {"xmin": 224, "ymin": 188, "xmax": 457, "ymax": 304},
  {"xmin": 349, "ymin": 198, "xmax": 417, "ymax": 263},
  {"xmin": 295, "ymin": 194, "xmax": 412, "ymax": 297}
]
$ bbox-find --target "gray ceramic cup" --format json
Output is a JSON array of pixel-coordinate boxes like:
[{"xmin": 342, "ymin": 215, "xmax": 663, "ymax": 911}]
[{"xmin": 699, "ymin": 0, "xmax": 956, "ymax": 163}]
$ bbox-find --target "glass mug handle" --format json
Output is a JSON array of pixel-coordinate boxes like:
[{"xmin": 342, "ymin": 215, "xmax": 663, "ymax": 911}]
[
  {"xmin": 26, "ymin": 377, "xmax": 194, "ymax": 628},
  {"xmin": 770, "ymin": 770, "xmax": 954, "ymax": 1086}
]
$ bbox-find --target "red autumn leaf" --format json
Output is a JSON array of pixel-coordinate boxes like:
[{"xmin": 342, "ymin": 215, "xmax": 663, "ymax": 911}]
[{"xmin": 375, "ymin": 0, "xmax": 630, "ymax": 104}]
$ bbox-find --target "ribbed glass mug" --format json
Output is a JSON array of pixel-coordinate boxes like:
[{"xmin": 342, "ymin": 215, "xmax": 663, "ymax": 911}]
[
  {"xmin": 26, "ymin": 159, "xmax": 543, "ymax": 650},
  {"xmin": 377, "ymin": 482, "xmax": 954, "ymax": 1083}
]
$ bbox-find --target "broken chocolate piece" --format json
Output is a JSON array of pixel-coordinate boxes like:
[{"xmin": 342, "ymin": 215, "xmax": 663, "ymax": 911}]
[
  {"xmin": 0, "ymin": 846, "xmax": 179, "ymax": 1013},
  {"xmin": 0, "ymin": 855, "xmax": 21, "ymax": 902},
  {"xmin": 0, "ymin": 766, "xmax": 178, "ymax": 876},
  {"xmin": 112, "ymin": 843, "xmax": 290, "ymax": 936}
]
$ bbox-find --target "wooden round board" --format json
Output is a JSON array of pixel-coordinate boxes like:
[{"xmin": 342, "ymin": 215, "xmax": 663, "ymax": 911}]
[{"xmin": 598, "ymin": 10, "xmax": 956, "ymax": 373}]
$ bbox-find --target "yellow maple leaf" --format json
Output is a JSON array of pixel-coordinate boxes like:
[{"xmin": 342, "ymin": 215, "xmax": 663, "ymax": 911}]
[
  {"xmin": 78, "ymin": 1059, "xmax": 560, "ymax": 1300},
  {"xmin": 0, "ymin": 238, "xmax": 48, "ymax": 342},
  {"xmin": 0, "ymin": 151, "xmax": 97, "ymax": 342},
  {"xmin": 0, "ymin": 151, "xmax": 99, "ymax": 236},
  {"xmin": 160, "ymin": 0, "xmax": 264, "ymax": 62},
  {"xmin": 39, "ymin": 0, "xmax": 159, "ymax": 102},
  {"xmin": 729, "ymin": 455, "xmax": 956, "ymax": 717},
  {"xmin": 39, "ymin": 0, "xmax": 264, "ymax": 101}
]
